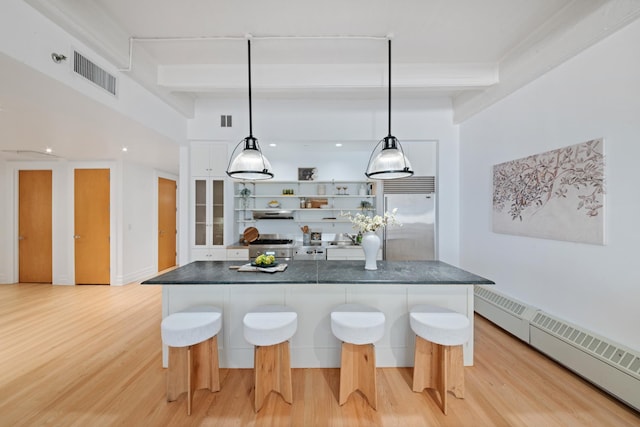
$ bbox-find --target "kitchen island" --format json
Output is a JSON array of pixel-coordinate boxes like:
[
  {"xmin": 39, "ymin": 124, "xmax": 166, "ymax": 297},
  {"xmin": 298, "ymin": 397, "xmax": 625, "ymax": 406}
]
[{"xmin": 143, "ymin": 260, "xmax": 493, "ymax": 368}]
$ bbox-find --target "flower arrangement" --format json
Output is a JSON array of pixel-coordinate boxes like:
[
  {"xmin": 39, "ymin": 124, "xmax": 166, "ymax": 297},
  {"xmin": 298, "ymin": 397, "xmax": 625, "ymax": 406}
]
[{"xmin": 342, "ymin": 208, "xmax": 401, "ymax": 233}]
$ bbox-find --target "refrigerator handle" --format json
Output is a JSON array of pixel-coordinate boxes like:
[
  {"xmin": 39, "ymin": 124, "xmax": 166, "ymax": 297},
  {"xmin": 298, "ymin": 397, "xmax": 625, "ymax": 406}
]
[{"xmin": 382, "ymin": 196, "xmax": 387, "ymax": 260}]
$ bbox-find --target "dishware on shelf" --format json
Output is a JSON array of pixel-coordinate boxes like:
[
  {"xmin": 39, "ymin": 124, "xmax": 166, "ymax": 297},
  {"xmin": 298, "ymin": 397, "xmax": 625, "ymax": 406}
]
[{"xmin": 268, "ymin": 200, "xmax": 280, "ymax": 208}]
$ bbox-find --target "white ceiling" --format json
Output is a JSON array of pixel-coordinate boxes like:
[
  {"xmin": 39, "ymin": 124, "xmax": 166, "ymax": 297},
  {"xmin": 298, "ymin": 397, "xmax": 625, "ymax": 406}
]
[{"xmin": 2, "ymin": 0, "xmax": 639, "ymax": 173}]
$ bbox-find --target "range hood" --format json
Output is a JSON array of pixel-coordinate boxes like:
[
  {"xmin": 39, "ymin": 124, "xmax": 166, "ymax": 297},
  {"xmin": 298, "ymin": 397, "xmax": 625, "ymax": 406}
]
[{"xmin": 253, "ymin": 210, "xmax": 294, "ymax": 220}]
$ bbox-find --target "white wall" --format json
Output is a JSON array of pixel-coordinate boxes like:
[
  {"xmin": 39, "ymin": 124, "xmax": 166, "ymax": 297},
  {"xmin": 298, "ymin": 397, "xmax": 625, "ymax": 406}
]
[
  {"xmin": 120, "ymin": 162, "xmax": 174, "ymax": 284},
  {"xmin": 0, "ymin": 2, "xmax": 187, "ymax": 284},
  {"xmin": 0, "ymin": 0, "xmax": 186, "ymax": 144},
  {"xmin": 188, "ymin": 97, "xmax": 459, "ymax": 262},
  {"xmin": 459, "ymin": 19, "xmax": 640, "ymax": 351}
]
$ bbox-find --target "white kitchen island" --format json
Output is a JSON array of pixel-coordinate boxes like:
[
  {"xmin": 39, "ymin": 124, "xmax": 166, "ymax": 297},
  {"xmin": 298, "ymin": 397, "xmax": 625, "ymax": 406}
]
[{"xmin": 142, "ymin": 260, "xmax": 494, "ymax": 368}]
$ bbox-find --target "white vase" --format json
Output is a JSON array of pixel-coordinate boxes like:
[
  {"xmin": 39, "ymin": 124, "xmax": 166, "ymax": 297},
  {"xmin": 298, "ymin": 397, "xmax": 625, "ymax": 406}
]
[{"xmin": 361, "ymin": 231, "xmax": 380, "ymax": 270}]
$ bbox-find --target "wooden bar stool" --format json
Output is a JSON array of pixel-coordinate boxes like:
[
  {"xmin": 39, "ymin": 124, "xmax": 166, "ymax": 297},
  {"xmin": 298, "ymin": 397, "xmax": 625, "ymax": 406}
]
[
  {"xmin": 243, "ymin": 305, "xmax": 298, "ymax": 412},
  {"xmin": 160, "ymin": 305, "xmax": 222, "ymax": 415},
  {"xmin": 331, "ymin": 303, "xmax": 385, "ymax": 409},
  {"xmin": 410, "ymin": 304, "xmax": 471, "ymax": 415}
]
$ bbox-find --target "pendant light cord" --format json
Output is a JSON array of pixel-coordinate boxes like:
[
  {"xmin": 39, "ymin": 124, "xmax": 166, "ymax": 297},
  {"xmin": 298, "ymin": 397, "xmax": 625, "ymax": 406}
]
[
  {"xmin": 247, "ymin": 39, "xmax": 253, "ymax": 138},
  {"xmin": 388, "ymin": 39, "xmax": 391, "ymax": 138}
]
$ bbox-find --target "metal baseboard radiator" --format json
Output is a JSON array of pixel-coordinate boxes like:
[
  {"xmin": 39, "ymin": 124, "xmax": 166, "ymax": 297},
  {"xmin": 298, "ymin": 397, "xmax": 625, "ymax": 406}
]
[
  {"xmin": 474, "ymin": 286, "xmax": 640, "ymax": 411},
  {"xmin": 474, "ymin": 285, "xmax": 537, "ymax": 342}
]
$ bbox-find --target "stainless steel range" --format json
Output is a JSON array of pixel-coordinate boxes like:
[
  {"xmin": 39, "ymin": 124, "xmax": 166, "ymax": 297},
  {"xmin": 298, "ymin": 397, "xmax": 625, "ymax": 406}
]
[
  {"xmin": 244, "ymin": 234, "xmax": 295, "ymax": 260},
  {"xmin": 293, "ymin": 246, "xmax": 327, "ymax": 260}
]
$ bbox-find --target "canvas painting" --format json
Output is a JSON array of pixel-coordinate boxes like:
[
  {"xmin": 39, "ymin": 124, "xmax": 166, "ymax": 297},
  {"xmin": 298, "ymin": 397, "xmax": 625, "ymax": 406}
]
[
  {"xmin": 298, "ymin": 167, "xmax": 317, "ymax": 181},
  {"xmin": 492, "ymin": 138, "xmax": 605, "ymax": 244}
]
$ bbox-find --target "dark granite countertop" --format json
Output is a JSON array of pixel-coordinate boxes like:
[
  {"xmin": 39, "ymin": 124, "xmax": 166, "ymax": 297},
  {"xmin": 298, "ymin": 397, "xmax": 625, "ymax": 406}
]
[{"xmin": 142, "ymin": 260, "xmax": 494, "ymax": 285}]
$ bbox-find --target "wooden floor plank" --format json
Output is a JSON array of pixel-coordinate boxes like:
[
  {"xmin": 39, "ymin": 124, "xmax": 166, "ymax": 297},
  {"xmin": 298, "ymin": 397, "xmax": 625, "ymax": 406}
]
[{"xmin": 0, "ymin": 282, "xmax": 638, "ymax": 426}]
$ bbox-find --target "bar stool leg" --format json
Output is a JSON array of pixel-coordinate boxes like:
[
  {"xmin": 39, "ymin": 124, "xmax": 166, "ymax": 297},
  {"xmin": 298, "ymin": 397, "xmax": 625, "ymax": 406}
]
[
  {"xmin": 412, "ymin": 336, "xmax": 465, "ymax": 415},
  {"xmin": 448, "ymin": 344, "xmax": 465, "ymax": 399},
  {"xmin": 339, "ymin": 342, "xmax": 377, "ymax": 409},
  {"xmin": 191, "ymin": 335, "xmax": 220, "ymax": 393},
  {"xmin": 167, "ymin": 346, "xmax": 188, "ymax": 402},
  {"xmin": 254, "ymin": 341, "xmax": 292, "ymax": 412},
  {"xmin": 167, "ymin": 336, "xmax": 220, "ymax": 416}
]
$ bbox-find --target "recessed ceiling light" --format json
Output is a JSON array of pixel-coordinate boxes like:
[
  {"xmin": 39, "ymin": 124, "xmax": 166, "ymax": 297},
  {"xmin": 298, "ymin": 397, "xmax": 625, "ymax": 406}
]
[
  {"xmin": 45, "ymin": 147, "xmax": 53, "ymax": 153},
  {"xmin": 122, "ymin": 147, "xmax": 128, "ymax": 152},
  {"xmin": 269, "ymin": 143, "xmax": 277, "ymax": 147},
  {"xmin": 335, "ymin": 143, "xmax": 343, "ymax": 147}
]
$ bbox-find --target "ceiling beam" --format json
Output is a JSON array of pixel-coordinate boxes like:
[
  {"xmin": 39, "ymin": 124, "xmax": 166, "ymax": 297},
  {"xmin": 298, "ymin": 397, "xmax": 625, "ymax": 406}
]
[{"xmin": 158, "ymin": 63, "xmax": 498, "ymax": 93}]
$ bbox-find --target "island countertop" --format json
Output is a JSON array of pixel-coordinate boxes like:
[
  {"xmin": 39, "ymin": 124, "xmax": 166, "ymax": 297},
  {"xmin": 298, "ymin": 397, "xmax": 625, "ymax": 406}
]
[{"xmin": 142, "ymin": 260, "xmax": 494, "ymax": 285}]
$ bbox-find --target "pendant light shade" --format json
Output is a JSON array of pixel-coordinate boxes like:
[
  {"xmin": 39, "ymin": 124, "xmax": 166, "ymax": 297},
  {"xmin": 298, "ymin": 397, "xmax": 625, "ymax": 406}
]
[
  {"xmin": 227, "ymin": 39, "xmax": 274, "ymax": 180},
  {"xmin": 365, "ymin": 39, "xmax": 413, "ymax": 180},
  {"xmin": 365, "ymin": 135, "xmax": 413, "ymax": 179},
  {"xmin": 227, "ymin": 136, "xmax": 273, "ymax": 180}
]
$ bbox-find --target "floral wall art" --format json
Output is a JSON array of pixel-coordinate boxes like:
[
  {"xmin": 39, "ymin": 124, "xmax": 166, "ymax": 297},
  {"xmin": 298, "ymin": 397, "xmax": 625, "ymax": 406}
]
[{"xmin": 492, "ymin": 138, "xmax": 605, "ymax": 244}]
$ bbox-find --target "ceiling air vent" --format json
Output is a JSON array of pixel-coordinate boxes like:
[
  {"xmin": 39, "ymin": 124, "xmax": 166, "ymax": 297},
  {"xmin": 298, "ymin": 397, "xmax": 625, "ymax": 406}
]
[{"xmin": 73, "ymin": 51, "xmax": 117, "ymax": 96}]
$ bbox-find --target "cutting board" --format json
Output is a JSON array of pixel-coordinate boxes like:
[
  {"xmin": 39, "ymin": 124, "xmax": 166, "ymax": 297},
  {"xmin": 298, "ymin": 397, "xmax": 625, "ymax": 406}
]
[{"xmin": 243, "ymin": 226, "xmax": 259, "ymax": 243}]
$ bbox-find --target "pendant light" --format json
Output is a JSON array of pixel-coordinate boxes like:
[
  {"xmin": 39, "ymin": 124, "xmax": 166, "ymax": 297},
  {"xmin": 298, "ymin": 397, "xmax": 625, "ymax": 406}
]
[
  {"xmin": 365, "ymin": 39, "xmax": 413, "ymax": 180},
  {"xmin": 226, "ymin": 39, "xmax": 274, "ymax": 180}
]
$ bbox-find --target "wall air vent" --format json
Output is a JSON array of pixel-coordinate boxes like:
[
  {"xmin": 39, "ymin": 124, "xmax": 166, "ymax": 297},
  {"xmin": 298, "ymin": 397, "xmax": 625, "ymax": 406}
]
[
  {"xmin": 73, "ymin": 51, "xmax": 117, "ymax": 96},
  {"xmin": 382, "ymin": 176, "xmax": 435, "ymax": 194}
]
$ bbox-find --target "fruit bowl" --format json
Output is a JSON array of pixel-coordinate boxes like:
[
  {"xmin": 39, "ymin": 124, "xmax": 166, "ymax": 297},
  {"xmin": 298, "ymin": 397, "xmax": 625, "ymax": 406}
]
[
  {"xmin": 253, "ymin": 254, "xmax": 277, "ymax": 267},
  {"xmin": 267, "ymin": 200, "xmax": 280, "ymax": 208},
  {"xmin": 251, "ymin": 260, "xmax": 278, "ymax": 267}
]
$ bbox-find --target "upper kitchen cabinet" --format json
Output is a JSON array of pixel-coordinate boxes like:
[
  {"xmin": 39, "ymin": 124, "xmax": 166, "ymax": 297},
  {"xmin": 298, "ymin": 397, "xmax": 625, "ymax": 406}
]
[{"xmin": 190, "ymin": 142, "xmax": 228, "ymax": 176}]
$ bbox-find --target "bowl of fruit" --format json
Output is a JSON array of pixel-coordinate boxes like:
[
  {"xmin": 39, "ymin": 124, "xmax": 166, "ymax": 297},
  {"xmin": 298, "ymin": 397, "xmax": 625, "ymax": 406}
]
[
  {"xmin": 268, "ymin": 200, "xmax": 280, "ymax": 208},
  {"xmin": 252, "ymin": 254, "xmax": 277, "ymax": 267}
]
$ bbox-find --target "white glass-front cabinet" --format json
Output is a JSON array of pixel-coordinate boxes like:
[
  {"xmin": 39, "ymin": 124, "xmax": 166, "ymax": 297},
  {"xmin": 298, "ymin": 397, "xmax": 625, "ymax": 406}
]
[
  {"xmin": 191, "ymin": 178, "xmax": 226, "ymax": 260},
  {"xmin": 190, "ymin": 142, "xmax": 230, "ymax": 261}
]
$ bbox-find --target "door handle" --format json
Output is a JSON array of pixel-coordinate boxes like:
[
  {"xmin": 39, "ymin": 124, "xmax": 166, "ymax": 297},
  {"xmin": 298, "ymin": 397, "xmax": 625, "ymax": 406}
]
[{"xmin": 74, "ymin": 235, "xmax": 81, "ymax": 239}]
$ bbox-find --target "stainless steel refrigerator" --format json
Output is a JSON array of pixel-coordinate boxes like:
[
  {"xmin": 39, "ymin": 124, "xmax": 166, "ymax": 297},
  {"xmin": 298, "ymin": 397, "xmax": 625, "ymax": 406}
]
[{"xmin": 383, "ymin": 179, "xmax": 436, "ymax": 261}]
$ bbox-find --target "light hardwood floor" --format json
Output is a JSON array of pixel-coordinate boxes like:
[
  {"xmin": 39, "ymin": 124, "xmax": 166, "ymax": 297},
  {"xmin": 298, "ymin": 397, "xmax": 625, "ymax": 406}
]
[{"xmin": 0, "ymin": 282, "xmax": 638, "ymax": 426}]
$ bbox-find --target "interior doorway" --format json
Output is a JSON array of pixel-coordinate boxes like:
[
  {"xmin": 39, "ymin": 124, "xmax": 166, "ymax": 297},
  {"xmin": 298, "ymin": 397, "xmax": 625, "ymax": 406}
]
[
  {"xmin": 18, "ymin": 170, "xmax": 52, "ymax": 283},
  {"xmin": 158, "ymin": 177, "xmax": 177, "ymax": 271},
  {"xmin": 74, "ymin": 169, "xmax": 110, "ymax": 285}
]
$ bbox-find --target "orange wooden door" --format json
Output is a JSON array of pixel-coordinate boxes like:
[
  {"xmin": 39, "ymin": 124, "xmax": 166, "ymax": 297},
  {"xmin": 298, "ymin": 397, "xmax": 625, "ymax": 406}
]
[
  {"xmin": 18, "ymin": 170, "xmax": 52, "ymax": 283},
  {"xmin": 74, "ymin": 169, "xmax": 110, "ymax": 285},
  {"xmin": 158, "ymin": 177, "xmax": 176, "ymax": 271}
]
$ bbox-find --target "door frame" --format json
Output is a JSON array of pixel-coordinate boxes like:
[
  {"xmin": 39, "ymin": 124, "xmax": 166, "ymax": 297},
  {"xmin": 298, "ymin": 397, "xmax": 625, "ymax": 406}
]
[
  {"xmin": 69, "ymin": 162, "xmax": 116, "ymax": 286},
  {"xmin": 18, "ymin": 169, "xmax": 53, "ymax": 283},
  {"xmin": 9, "ymin": 164, "xmax": 59, "ymax": 284}
]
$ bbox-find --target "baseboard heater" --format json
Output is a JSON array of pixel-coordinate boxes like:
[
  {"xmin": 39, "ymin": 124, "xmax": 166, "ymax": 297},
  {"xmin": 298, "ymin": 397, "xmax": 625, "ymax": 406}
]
[{"xmin": 474, "ymin": 286, "xmax": 640, "ymax": 411}]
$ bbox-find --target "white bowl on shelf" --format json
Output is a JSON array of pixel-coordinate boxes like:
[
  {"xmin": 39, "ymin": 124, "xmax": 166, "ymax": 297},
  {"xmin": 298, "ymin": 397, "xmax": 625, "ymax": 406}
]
[{"xmin": 268, "ymin": 202, "xmax": 280, "ymax": 208}]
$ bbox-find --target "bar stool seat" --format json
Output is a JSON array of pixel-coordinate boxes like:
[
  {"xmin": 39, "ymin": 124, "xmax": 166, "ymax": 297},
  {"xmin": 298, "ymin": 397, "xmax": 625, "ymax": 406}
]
[
  {"xmin": 410, "ymin": 304, "xmax": 470, "ymax": 415},
  {"xmin": 331, "ymin": 303, "xmax": 385, "ymax": 409},
  {"xmin": 161, "ymin": 305, "xmax": 222, "ymax": 415},
  {"xmin": 243, "ymin": 305, "xmax": 297, "ymax": 412}
]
